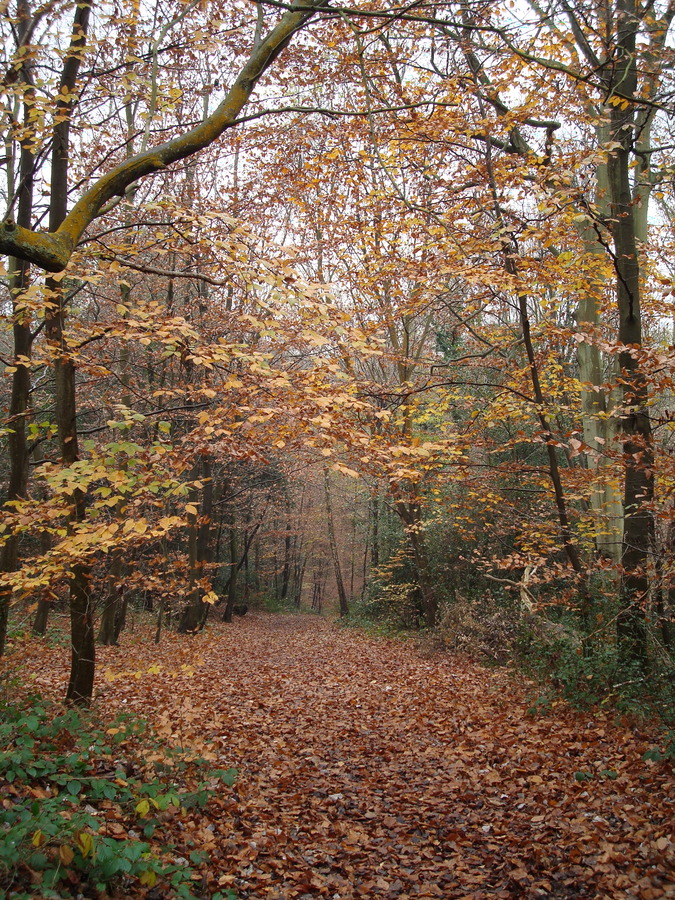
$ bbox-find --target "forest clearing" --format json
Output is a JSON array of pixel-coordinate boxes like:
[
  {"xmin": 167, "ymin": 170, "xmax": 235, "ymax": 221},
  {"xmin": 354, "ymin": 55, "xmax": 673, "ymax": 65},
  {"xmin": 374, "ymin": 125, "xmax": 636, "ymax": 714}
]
[{"xmin": 1, "ymin": 613, "xmax": 673, "ymax": 899}]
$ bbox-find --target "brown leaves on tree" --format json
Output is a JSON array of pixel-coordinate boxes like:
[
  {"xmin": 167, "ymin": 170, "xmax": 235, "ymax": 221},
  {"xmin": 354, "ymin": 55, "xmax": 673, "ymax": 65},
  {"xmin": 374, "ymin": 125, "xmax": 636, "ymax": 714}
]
[{"xmin": 9, "ymin": 613, "xmax": 673, "ymax": 899}]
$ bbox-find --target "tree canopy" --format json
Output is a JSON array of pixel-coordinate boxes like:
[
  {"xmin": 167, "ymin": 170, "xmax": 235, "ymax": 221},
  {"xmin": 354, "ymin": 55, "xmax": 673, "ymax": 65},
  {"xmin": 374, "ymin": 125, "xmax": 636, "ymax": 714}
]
[{"xmin": 0, "ymin": 0, "xmax": 674, "ymax": 704}]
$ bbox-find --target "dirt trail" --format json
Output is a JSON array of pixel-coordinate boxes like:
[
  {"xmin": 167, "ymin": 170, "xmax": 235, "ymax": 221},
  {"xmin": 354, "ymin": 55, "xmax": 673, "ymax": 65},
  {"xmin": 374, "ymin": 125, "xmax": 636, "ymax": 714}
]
[{"xmin": 23, "ymin": 613, "xmax": 675, "ymax": 898}]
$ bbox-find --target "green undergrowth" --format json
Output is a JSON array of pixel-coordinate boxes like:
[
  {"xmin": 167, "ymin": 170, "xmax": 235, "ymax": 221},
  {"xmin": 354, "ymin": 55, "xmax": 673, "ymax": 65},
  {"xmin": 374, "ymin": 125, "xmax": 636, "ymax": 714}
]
[
  {"xmin": 347, "ymin": 588, "xmax": 674, "ymax": 759},
  {"xmin": 519, "ymin": 624, "xmax": 674, "ymax": 715},
  {"xmin": 0, "ymin": 688, "xmax": 237, "ymax": 900},
  {"xmin": 340, "ymin": 607, "xmax": 412, "ymax": 639},
  {"xmin": 341, "ymin": 583, "xmax": 428, "ymax": 637},
  {"xmin": 261, "ymin": 595, "xmax": 297, "ymax": 614},
  {"xmin": 521, "ymin": 629, "xmax": 675, "ymax": 757}
]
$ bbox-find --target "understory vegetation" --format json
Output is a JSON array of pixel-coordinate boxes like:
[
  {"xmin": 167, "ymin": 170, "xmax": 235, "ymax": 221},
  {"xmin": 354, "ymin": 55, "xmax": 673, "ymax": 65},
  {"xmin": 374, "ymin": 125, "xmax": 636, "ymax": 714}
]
[{"xmin": 0, "ymin": 684, "xmax": 236, "ymax": 900}]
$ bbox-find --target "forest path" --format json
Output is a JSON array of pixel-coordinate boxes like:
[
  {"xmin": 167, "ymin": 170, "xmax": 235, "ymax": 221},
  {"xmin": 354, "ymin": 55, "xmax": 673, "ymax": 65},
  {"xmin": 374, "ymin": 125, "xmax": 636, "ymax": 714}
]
[{"xmin": 31, "ymin": 612, "xmax": 674, "ymax": 898}]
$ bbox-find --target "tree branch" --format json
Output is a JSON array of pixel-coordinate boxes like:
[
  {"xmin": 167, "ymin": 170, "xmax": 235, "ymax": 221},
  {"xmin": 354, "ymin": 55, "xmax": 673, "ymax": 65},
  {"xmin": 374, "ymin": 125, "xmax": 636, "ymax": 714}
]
[{"xmin": 0, "ymin": 0, "xmax": 327, "ymax": 272}]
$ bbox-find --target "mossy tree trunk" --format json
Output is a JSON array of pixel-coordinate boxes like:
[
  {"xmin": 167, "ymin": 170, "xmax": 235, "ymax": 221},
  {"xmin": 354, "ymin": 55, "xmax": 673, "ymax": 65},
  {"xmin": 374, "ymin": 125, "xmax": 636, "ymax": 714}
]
[{"xmin": 606, "ymin": 0, "xmax": 652, "ymax": 669}]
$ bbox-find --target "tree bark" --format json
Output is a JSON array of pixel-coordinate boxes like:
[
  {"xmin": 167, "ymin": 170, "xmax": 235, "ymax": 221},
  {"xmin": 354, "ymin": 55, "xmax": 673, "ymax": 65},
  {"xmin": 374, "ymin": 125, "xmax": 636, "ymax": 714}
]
[
  {"xmin": 32, "ymin": 595, "xmax": 50, "ymax": 636},
  {"xmin": 223, "ymin": 526, "xmax": 239, "ymax": 623},
  {"xmin": 0, "ymin": 0, "xmax": 36, "ymax": 655},
  {"xmin": 607, "ymin": 0, "xmax": 652, "ymax": 669},
  {"xmin": 575, "ymin": 128, "xmax": 624, "ymax": 564},
  {"xmin": 371, "ymin": 493, "xmax": 380, "ymax": 570},
  {"xmin": 395, "ymin": 500, "xmax": 438, "ymax": 627},
  {"xmin": 42, "ymin": 0, "xmax": 95, "ymax": 705},
  {"xmin": 98, "ymin": 552, "xmax": 124, "ymax": 645},
  {"xmin": 324, "ymin": 469, "xmax": 349, "ymax": 616},
  {"xmin": 178, "ymin": 458, "xmax": 214, "ymax": 633}
]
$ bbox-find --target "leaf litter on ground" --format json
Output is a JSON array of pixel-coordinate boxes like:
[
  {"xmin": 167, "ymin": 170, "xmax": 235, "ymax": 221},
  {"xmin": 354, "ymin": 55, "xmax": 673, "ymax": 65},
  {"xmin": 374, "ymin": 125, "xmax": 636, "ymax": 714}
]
[{"xmin": 4, "ymin": 612, "xmax": 674, "ymax": 899}]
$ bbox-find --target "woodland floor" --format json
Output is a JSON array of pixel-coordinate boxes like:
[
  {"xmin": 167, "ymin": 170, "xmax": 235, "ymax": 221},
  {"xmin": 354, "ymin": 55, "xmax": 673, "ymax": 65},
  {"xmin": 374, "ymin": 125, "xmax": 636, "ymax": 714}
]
[{"xmin": 8, "ymin": 612, "xmax": 675, "ymax": 899}]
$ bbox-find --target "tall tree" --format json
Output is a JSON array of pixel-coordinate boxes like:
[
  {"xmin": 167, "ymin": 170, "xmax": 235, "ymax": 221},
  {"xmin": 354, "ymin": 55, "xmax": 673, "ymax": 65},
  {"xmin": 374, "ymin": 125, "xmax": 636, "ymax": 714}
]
[{"xmin": 0, "ymin": 0, "xmax": 37, "ymax": 654}]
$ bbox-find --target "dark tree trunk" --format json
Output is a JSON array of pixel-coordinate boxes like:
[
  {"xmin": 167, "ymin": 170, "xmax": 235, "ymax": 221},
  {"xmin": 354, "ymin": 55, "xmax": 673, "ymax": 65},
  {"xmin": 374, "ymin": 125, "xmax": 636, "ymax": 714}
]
[
  {"xmin": 223, "ymin": 527, "xmax": 238, "ymax": 623},
  {"xmin": 113, "ymin": 593, "xmax": 128, "ymax": 643},
  {"xmin": 312, "ymin": 568, "xmax": 327, "ymax": 613},
  {"xmin": 66, "ymin": 566, "xmax": 95, "ymax": 705},
  {"xmin": 324, "ymin": 469, "xmax": 349, "ymax": 616},
  {"xmin": 0, "ymin": 282, "xmax": 33, "ymax": 655},
  {"xmin": 46, "ymin": 0, "xmax": 94, "ymax": 705},
  {"xmin": 0, "ymin": 4, "xmax": 35, "ymax": 654},
  {"xmin": 280, "ymin": 514, "xmax": 292, "ymax": 602},
  {"xmin": 294, "ymin": 559, "xmax": 306, "ymax": 608},
  {"xmin": 154, "ymin": 598, "xmax": 165, "ymax": 644},
  {"xmin": 32, "ymin": 596, "xmax": 51, "ymax": 636},
  {"xmin": 607, "ymin": 1, "xmax": 652, "ymax": 669},
  {"xmin": 98, "ymin": 551, "xmax": 124, "ymax": 645},
  {"xmin": 178, "ymin": 458, "xmax": 214, "ymax": 633},
  {"xmin": 395, "ymin": 500, "xmax": 437, "ymax": 627}
]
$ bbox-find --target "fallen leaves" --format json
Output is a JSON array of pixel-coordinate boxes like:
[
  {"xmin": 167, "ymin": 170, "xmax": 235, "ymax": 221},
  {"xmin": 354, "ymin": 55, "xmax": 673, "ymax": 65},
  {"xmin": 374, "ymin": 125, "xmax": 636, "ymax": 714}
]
[{"xmin": 6, "ymin": 613, "xmax": 674, "ymax": 898}]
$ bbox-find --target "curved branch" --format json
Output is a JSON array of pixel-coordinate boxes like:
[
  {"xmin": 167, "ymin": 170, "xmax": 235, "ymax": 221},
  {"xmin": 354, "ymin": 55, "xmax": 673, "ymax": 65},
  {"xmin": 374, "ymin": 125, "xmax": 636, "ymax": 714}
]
[{"xmin": 0, "ymin": 0, "xmax": 327, "ymax": 272}]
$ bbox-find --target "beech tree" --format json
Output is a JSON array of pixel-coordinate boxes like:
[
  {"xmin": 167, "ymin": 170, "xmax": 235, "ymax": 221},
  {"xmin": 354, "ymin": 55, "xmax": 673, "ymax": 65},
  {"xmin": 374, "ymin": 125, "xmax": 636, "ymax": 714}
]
[{"xmin": 483, "ymin": 0, "xmax": 675, "ymax": 663}]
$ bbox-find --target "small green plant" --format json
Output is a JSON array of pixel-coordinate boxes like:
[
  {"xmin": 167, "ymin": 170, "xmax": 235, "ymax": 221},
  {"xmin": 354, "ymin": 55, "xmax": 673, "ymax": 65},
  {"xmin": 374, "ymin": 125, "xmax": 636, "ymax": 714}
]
[
  {"xmin": 526, "ymin": 695, "xmax": 553, "ymax": 718},
  {"xmin": 519, "ymin": 626, "xmax": 675, "ymax": 722},
  {"xmin": 344, "ymin": 581, "xmax": 425, "ymax": 634},
  {"xmin": 0, "ymin": 694, "xmax": 237, "ymax": 899},
  {"xmin": 573, "ymin": 770, "xmax": 593, "ymax": 782},
  {"xmin": 643, "ymin": 730, "xmax": 675, "ymax": 763}
]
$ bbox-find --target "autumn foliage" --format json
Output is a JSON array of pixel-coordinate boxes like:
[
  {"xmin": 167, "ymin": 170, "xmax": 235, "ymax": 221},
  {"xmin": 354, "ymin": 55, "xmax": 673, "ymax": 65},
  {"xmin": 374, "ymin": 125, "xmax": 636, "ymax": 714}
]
[
  {"xmin": 3, "ymin": 615, "xmax": 673, "ymax": 898},
  {"xmin": 0, "ymin": 0, "xmax": 674, "ymax": 894}
]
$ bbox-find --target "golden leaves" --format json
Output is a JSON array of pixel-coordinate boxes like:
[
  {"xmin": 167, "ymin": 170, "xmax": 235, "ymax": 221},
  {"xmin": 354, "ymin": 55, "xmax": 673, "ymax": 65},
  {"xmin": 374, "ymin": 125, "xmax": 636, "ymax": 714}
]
[{"xmin": 58, "ymin": 844, "xmax": 75, "ymax": 866}]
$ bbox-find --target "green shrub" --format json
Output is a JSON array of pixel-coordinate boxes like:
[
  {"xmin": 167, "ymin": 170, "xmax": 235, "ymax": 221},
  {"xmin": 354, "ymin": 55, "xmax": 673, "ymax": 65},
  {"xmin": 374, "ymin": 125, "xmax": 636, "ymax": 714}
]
[
  {"xmin": 0, "ymin": 695, "xmax": 237, "ymax": 899},
  {"xmin": 518, "ymin": 625, "xmax": 675, "ymax": 725},
  {"xmin": 643, "ymin": 730, "xmax": 675, "ymax": 763},
  {"xmin": 353, "ymin": 581, "xmax": 424, "ymax": 631}
]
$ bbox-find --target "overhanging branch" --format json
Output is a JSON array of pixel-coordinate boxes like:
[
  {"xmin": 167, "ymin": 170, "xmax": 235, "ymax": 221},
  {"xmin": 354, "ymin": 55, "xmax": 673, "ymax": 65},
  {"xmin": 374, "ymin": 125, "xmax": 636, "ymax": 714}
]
[{"xmin": 0, "ymin": 0, "xmax": 327, "ymax": 272}]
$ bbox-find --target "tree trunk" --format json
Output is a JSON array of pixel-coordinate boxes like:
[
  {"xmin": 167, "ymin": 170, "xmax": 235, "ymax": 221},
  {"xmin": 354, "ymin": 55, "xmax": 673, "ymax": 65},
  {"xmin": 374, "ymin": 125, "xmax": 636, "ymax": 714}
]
[
  {"xmin": 607, "ymin": 2, "xmax": 652, "ymax": 669},
  {"xmin": 98, "ymin": 551, "xmax": 124, "ymax": 645},
  {"xmin": 66, "ymin": 567, "xmax": 95, "ymax": 705},
  {"xmin": 324, "ymin": 469, "xmax": 349, "ymax": 616},
  {"xmin": 32, "ymin": 596, "xmax": 51, "ymax": 636},
  {"xmin": 370, "ymin": 493, "xmax": 380, "ymax": 573},
  {"xmin": 178, "ymin": 458, "xmax": 214, "ymax": 633},
  {"xmin": 223, "ymin": 526, "xmax": 239, "ymax": 623},
  {"xmin": 43, "ymin": 0, "xmax": 94, "ymax": 705},
  {"xmin": 154, "ymin": 597, "xmax": 165, "ymax": 644},
  {"xmin": 280, "ymin": 510, "xmax": 292, "ymax": 602},
  {"xmin": 294, "ymin": 559, "xmax": 306, "ymax": 607},
  {"xmin": 395, "ymin": 500, "xmax": 438, "ymax": 627},
  {"xmin": 0, "ymin": 276, "xmax": 33, "ymax": 654},
  {"xmin": 575, "ymin": 133, "xmax": 624, "ymax": 564},
  {"xmin": 0, "ymin": 6, "xmax": 35, "ymax": 654}
]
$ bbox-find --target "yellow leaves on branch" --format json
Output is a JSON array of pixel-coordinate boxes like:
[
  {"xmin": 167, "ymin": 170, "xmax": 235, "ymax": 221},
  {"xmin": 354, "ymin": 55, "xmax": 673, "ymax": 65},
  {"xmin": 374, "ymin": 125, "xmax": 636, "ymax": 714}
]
[{"xmin": 331, "ymin": 463, "xmax": 360, "ymax": 479}]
